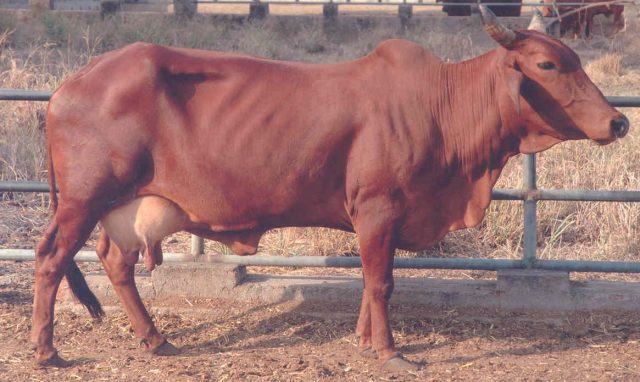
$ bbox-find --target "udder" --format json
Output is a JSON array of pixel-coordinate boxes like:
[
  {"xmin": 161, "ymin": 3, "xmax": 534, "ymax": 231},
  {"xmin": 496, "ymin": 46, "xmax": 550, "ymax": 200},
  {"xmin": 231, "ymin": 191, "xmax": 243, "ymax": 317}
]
[{"xmin": 100, "ymin": 196, "xmax": 189, "ymax": 271}]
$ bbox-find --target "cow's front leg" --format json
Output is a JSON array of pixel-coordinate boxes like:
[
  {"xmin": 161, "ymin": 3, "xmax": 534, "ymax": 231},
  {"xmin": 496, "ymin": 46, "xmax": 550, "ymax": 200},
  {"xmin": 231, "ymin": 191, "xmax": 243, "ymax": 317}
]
[
  {"xmin": 96, "ymin": 231, "xmax": 179, "ymax": 356},
  {"xmin": 354, "ymin": 210, "xmax": 416, "ymax": 370}
]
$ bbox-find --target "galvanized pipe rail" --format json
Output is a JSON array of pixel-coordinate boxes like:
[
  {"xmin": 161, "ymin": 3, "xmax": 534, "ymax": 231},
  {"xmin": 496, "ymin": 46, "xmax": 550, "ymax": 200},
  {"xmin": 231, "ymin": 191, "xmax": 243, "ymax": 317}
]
[
  {"xmin": 2, "ymin": 89, "xmax": 640, "ymax": 272},
  {"xmin": 3, "ymin": 248, "xmax": 640, "ymax": 273}
]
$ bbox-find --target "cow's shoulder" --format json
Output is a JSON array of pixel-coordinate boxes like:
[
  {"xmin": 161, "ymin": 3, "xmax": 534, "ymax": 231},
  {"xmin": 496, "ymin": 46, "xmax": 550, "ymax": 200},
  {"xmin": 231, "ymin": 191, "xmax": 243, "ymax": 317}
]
[
  {"xmin": 54, "ymin": 42, "xmax": 160, "ymax": 94},
  {"xmin": 370, "ymin": 39, "xmax": 441, "ymax": 67},
  {"xmin": 49, "ymin": 43, "xmax": 162, "ymax": 113}
]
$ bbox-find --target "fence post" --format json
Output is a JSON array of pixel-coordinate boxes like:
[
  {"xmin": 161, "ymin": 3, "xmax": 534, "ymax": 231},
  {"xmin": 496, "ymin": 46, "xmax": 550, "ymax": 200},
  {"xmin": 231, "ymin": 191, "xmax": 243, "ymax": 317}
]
[
  {"xmin": 174, "ymin": 0, "xmax": 196, "ymax": 18},
  {"xmin": 100, "ymin": 0, "xmax": 121, "ymax": 17},
  {"xmin": 398, "ymin": 3, "xmax": 412, "ymax": 28},
  {"xmin": 191, "ymin": 234, "xmax": 204, "ymax": 259},
  {"xmin": 522, "ymin": 154, "xmax": 537, "ymax": 268},
  {"xmin": 323, "ymin": 2, "xmax": 338, "ymax": 19},
  {"xmin": 249, "ymin": 0, "xmax": 269, "ymax": 20}
]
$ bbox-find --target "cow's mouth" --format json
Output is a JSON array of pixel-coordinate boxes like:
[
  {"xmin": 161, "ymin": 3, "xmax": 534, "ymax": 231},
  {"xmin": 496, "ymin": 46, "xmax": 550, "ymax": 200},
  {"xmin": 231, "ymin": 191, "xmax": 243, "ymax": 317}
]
[{"xmin": 595, "ymin": 138, "xmax": 616, "ymax": 146}]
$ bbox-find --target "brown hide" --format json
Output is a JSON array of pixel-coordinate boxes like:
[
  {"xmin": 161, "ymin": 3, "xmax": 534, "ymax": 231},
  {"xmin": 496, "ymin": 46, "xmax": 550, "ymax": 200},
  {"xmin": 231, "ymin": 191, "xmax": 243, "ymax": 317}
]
[
  {"xmin": 33, "ymin": 27, "xmax": 628, "ymax": 366},
  {"xmin": 46, "ymin": 41, "xmax": 512, "ymax": 251},
  {"xmin": 47, "ymin": 37, "xmax": 623, "ymax": 251}
]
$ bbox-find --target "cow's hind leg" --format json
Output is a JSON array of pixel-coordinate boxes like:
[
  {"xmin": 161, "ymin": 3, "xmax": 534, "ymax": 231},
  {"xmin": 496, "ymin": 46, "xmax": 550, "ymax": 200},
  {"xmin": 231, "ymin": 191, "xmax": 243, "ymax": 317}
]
[
  {"xmin": 31, "ymin": 202, "xmax": 103, "ymax": 366},
  {"xmin": 95, "ymin": 230, "xmax": 179, "ymax": 356},
  {"xmin": 356, "ymin": 283, "xmax": 375, "ymax": 358}
]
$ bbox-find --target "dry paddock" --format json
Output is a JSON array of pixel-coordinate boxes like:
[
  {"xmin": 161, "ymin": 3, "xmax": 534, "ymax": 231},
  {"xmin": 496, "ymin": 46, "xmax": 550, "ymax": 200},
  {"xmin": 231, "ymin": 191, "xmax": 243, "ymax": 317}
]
[{"xmin": 3, "ymin": 5, "xmax": 640, "ymax": 382}]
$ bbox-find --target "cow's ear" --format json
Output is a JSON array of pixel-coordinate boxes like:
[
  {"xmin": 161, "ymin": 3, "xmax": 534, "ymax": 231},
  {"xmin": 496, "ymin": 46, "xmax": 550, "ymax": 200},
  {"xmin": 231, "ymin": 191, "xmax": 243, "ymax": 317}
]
[{"xmin": 502, "ymin": 55, "xmax": 523, "ymax": 115}]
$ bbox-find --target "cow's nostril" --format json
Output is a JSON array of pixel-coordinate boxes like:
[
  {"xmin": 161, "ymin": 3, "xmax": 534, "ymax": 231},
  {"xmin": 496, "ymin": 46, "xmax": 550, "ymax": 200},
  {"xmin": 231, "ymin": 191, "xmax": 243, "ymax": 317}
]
[{"xmin": 611, "ymin": 115, "xmax": 630, "ymax": 138}]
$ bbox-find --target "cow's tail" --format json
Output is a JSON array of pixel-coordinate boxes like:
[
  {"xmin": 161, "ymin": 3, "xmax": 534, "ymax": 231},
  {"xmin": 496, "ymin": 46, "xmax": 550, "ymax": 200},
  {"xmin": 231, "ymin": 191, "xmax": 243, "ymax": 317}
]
[
  {"xmin": 46, "ymin": 140, "xmax": 58, "ymax": 213},
  {"xmin": 47, "ymin": 140, "xmax": 104, "ymax": 318},
  {"xmin": 65, "ymin": 262, "xmax": 104, "ymax": 318}
]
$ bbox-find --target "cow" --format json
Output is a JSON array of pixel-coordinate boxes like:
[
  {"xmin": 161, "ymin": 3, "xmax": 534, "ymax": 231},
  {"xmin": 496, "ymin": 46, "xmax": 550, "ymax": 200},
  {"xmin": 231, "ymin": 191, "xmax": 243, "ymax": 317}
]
[
  {"xmin": 32, "ymin": 6, "xmax": 629, "ymax": 370},
  {"xmin": 541, "ymin": 0, "xmax": 625, "ymax": 37}
]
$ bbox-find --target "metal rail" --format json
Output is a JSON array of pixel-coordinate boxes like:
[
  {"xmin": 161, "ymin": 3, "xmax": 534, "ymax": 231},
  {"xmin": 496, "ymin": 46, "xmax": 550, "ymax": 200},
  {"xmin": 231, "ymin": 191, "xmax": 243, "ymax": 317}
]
[
  {"xmin": 3, "ymin": 249, "xmax": 640, "ymax": 273},
  {"xmin": 2, "ymin": 89, "xmax": 640, "ymax": 272},
  {"xmin": 0, "ymin": 181, "xmax": 52, "ymax": 193},
  {"xmin": 0, "ymin": 90, "xmax": 52, "ymax": 101}
]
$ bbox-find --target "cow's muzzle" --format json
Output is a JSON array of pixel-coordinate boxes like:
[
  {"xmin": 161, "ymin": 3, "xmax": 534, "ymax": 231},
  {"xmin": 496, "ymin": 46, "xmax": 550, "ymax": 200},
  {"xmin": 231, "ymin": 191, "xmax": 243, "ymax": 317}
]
[{"xmin": 611, "ymin": 114, "xmax": 630, "ymax": 139}]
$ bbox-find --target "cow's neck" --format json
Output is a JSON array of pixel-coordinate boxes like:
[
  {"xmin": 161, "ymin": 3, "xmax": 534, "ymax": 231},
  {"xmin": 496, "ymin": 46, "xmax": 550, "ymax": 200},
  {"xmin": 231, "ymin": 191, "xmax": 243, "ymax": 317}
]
[
  {"xmin": 434, "ymin": 50, "xmax": 519, "ymax": 183},
  {"xmin": 419, "ymin": 50, "xmax": 521, "ymax": 230}
]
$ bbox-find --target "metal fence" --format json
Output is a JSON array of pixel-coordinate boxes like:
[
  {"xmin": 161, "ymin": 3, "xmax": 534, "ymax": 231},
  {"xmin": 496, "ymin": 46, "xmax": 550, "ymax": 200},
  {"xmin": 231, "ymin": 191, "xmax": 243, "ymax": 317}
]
[
  {"xmin": 3, "ymin": 0, "xmax": 631, "ymax": 12},
  {"xmin": 2, "ymin": 88, "xmax": 640, "ymax": 272}
]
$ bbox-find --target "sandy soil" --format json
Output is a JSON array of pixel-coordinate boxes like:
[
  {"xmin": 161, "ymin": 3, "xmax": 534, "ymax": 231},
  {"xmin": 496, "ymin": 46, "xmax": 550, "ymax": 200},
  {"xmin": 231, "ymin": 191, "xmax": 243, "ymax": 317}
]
[{"xmin": 3, "ymin": 260, "xmax": 640, "ymax": 381}]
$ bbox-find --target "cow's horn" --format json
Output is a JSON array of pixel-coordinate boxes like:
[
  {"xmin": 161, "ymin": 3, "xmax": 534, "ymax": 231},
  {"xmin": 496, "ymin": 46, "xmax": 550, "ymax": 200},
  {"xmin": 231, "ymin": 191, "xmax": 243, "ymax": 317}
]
[
  {"xmin": 528, "ymin": 7, "xmax": 547, "ymax": 33},
  {"xmin": 479, "ymin": 4, "xmax": 517, "ymax": 48}
]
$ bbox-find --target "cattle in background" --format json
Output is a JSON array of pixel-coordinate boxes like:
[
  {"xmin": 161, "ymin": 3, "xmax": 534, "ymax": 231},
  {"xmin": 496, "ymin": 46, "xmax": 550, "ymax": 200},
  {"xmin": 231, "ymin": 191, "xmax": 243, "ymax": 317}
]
[
  {"xmin": 32, "ymin": 5, "xmax": 629, "ymax": 370},
  {"xmin": 541, "ymin": 0, "xmax": 625, "ymax": 37}
]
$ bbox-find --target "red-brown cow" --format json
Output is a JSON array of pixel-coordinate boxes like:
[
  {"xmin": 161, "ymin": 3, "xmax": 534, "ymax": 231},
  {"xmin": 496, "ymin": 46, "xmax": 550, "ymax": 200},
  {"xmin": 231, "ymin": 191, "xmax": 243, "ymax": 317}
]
[
  {"xmin": 32, "ymin": 6, "xmax": 629, "ymax": 370},
  {"xmin": 541, "ymin": 0, "xmax": 625, "ymax": 37}
]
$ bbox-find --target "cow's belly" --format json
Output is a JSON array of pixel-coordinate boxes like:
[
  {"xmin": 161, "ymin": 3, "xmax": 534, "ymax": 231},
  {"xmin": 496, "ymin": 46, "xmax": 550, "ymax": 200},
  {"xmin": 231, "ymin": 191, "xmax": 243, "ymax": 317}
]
[
  {"xmin": 396, "ymin": 204, "xmax": 488, "ymax": 251},
  {"xmin": 140, "ymin": 157, "xmax": 352, "ymax": 234},
  {"xmin": 395, "ymin": 178, "xmax": 492, "ymax": 252},
  {"xmin": 100, "ymin": 195, "xmax": 277, "ymax": 264}
]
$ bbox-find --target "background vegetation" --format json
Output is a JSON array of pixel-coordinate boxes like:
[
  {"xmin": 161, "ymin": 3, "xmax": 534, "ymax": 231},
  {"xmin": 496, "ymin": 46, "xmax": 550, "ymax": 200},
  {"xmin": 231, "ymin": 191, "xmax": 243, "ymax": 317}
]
[{"xmin": 1, "ymin": 9, "xmax": 639, "ymax": 270}]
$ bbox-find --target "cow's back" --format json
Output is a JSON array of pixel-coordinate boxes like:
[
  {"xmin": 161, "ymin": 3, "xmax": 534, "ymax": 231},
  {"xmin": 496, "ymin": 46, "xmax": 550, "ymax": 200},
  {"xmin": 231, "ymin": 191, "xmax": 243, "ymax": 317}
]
[
  {"xmin": 47, "ymin": 40, "xmax": 463, "ymax": 244},
  {"xmin": 48, "ymin": 43, "xmax": 387, "ymax": 232}
]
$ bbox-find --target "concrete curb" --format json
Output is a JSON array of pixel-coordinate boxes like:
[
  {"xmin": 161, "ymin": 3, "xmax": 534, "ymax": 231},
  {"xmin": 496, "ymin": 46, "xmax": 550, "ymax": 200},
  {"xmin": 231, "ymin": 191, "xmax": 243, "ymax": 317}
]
[{"xmin": 58, "ymin": 265, "xmax": 640, "ymax": 313}]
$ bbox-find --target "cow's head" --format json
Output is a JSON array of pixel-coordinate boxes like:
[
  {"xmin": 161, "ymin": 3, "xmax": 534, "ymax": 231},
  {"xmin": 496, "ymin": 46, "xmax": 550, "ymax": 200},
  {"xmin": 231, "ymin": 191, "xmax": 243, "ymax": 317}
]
[{"xmin": 480, "ymin": 5, "xmax": 629, "ymax": 153}]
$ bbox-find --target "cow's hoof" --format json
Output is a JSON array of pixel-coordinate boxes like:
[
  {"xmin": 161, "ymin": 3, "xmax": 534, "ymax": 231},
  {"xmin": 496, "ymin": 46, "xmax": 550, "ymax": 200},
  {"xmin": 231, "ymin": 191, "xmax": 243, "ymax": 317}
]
[
  {"xmin": 359, "ymin": 347, "xmax": 377, "ymax": 359},
  {"xmin": 381, "ymin": 356, "xmax": 419, "ymax": 371},
  {"xmin": 36, "ymin": 351, "xmax": 73, "ymax": 368},
  {"xmin": 151, "ymin": 340, "xmax": 181, "ymax": 356}
]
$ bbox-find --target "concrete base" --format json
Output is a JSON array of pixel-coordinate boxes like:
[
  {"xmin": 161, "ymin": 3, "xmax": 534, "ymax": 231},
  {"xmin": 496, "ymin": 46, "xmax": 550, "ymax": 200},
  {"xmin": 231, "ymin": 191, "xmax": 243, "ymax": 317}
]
[
  {"xmin": 153, "ymin": 263, "xmax": 246, "ymax": 298},
  {"xmin": 497, "ymin": 269, "xmax": 570, "ymax": 310},
  {"xmin": 58, "ymin": 264, "xmax": 640, "ymax": 313}
]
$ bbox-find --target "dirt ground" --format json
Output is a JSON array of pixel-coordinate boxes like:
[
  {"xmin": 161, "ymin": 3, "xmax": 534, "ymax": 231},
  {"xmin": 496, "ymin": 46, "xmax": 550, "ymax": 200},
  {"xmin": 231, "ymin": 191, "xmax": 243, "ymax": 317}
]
[{"xmin": 2, "ymin": 259, "xmax": 640, "ymax": 381}]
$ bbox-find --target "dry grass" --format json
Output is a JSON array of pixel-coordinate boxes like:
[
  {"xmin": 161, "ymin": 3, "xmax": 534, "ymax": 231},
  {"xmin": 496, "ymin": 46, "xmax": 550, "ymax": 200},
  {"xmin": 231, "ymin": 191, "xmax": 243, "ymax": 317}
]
[
  {"xmin": 1, "ymin": 9, "xmax": 640, "ymax": 268},
  {"xmin": 585, "ymin": 53, "xmax": 623, "ymax": 83}
]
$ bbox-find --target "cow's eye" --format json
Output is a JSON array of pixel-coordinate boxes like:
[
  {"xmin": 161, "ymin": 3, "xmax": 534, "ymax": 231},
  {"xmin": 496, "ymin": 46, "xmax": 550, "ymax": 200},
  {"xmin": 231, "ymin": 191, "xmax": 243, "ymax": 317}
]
[{"xmin": 537, "ymin": 61, "xmax": 556, "ymax": 70}]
